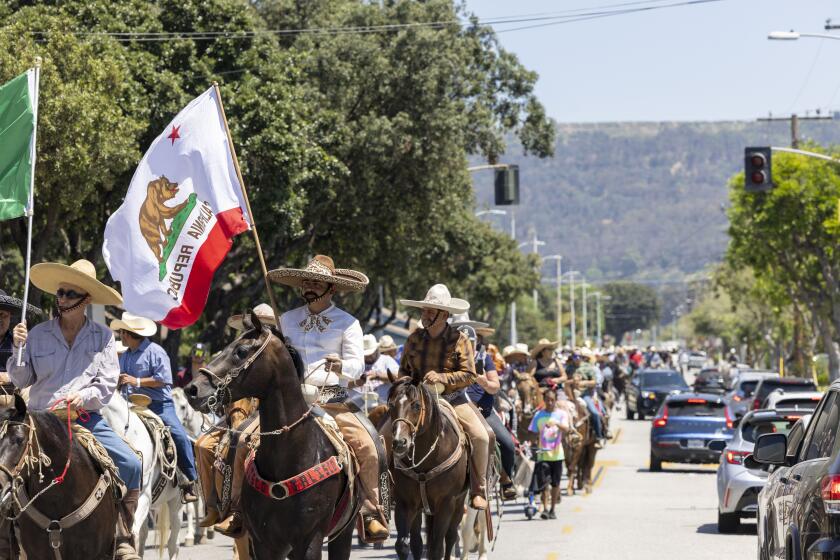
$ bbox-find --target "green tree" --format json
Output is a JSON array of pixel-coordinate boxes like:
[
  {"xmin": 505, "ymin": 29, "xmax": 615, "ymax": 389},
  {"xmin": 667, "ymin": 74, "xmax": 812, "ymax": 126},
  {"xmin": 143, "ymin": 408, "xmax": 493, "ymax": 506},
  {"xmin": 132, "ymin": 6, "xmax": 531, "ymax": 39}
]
[{"xmin": 602, "ymin": 281, "xmax": 661, "ymax": 343}]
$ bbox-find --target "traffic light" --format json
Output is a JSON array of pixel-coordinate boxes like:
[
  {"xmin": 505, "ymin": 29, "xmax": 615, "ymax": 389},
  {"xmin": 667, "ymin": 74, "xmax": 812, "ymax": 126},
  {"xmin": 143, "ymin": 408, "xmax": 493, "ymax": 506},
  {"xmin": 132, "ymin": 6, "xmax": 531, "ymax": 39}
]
[
  {"xmin": 744, "ymin": 147, "xmax": 773, "ymax": 192},
  {"xmin": 494, "ymin": 164, "xmax": 520, "ymax": 205}
]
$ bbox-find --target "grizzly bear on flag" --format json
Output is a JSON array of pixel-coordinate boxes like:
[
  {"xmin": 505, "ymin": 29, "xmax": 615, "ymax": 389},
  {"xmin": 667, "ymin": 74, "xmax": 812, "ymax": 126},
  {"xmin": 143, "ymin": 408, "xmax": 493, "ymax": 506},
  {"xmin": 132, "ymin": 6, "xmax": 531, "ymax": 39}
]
[{"xmin": 139, "ymin": 176, "xmax": 190, "ymax": 263}]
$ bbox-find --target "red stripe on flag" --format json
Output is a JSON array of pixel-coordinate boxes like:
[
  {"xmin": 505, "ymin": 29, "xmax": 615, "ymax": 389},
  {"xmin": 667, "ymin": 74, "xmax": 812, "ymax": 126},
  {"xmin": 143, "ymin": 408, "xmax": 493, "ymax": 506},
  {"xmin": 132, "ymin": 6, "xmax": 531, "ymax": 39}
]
[{"xmin": 161, "ymin": 207, "xmax": 248, "ymax": 329}]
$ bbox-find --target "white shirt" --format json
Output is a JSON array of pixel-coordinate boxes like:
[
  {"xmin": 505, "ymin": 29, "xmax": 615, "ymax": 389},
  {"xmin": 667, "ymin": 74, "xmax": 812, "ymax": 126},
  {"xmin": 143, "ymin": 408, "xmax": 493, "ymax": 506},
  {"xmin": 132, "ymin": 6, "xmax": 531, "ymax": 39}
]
[{"xmin": 279, "ymin": 303, "xmax": 364, "ymax": 388}]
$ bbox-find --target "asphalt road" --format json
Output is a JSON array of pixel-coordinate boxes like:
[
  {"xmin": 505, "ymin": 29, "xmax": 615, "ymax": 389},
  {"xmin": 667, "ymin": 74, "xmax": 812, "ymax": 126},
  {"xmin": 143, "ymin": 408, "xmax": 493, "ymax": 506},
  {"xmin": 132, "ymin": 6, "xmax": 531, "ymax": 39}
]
[{"xmin": 149, "ymin": 397, "xmax": 759, "ymax": 559}]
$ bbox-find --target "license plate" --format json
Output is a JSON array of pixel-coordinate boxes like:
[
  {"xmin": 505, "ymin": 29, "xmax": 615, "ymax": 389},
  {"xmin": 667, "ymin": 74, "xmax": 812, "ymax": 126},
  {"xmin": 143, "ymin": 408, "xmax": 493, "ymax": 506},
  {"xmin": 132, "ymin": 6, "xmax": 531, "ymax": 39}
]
[{"xmin": 687, "ymin": 439, "xmax": 705, "ymax": 449}]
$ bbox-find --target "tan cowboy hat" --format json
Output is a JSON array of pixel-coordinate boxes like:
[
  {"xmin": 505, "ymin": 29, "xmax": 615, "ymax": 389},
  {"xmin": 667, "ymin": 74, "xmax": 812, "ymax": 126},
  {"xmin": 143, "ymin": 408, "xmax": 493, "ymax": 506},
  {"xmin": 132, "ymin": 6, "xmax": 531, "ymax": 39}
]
[
  {"xmin": 30, "ymin": 259, "xmax": 122, "ymax": 306},
  {"xmin": 400, "ymin": 284, "xmax": 469, "ymax": 315},
  {"xmin": 503, "ymin": 343, "xmax": 530, "ymax": 359},
  {"xmin": 362, "ymin": 334, "xmax": 379, "ymax": 357},
  {"xmin": 110, "ymin": 312, "xmax": 157, "ymax": 338},
  {"xmin": 530, "ymin": 338, "xmax": 559, "ymax": 358},
  {"xmin": 475, "ymin": 326, "xmax": 496, "ymax": 337},
  {"xmin": 128, "ymin": 394, "xmax": 152, "ymax": 409},
  {"xmin": 268, "ymin": 255, "xmax": 368, "ymax": 293},
  {"xmin": 227, "ymin": 303, "xmax": 277, "ymax": 331},
  {"xmin": 378, "ymin": 335, "xmax": 397, "ymax": 353}
]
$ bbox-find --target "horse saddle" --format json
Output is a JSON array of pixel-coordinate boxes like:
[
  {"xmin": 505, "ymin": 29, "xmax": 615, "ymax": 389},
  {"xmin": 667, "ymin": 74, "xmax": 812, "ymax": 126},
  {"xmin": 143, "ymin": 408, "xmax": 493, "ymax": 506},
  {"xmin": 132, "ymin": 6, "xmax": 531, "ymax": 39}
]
[
  {"xmin": 132, "ymin": 408, "xmax": 178, "ymax": 495},
  {"xmin": 68, "ymin": 423, "xmax": 127, "ymax": 500}
]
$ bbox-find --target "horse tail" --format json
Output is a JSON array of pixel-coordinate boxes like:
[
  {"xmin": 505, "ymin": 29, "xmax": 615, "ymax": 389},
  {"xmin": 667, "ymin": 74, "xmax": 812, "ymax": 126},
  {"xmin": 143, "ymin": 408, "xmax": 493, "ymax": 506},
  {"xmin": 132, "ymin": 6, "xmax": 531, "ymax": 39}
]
[{"xmin": 158, "ymin": 500, "xmax": 169, "ymax": 558}]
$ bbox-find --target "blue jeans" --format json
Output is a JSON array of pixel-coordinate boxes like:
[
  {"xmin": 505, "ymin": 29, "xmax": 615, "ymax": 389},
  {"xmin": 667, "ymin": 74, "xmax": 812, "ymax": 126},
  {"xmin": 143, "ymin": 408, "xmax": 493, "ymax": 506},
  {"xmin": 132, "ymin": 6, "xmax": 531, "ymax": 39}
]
[
  {"xmin": 583, "ymin": 395, "xmax": 604, "ymax": 439},
  {"xmin": 149, "ymin": 400, "xmax": 198, "ymax": 481},
  {"xmin": 77, "ymin": 412, "xmax": 142, "ymax": 490}
]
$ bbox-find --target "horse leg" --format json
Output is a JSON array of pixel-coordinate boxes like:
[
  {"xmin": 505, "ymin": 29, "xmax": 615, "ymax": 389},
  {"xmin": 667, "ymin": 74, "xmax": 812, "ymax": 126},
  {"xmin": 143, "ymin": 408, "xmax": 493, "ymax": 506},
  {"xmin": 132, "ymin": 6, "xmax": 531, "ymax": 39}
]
[
  {"xmin": 295, "ymin": 531, "xmax": 323, "ymax": 560},
  {"xmin": 233, "ymin": 534, "xmax": 251, "ymax": 560},
  {"xmin": 168, "ymin": 496, "xmax": 181, "ymax": 559},
  {"xmin": 444, "ymin": 503, "xmax": 464, "ymax": 560},
  {"xmin": 477, "ymin": 508, "xmax": 488, "ymax": 560},
  {"xmin": 459, "ymin": 504, "xmax": 475, "ymax": 560},
  {"xmin": 327, "ymin": 519, "xmax": 354, "ymax": 560},
  {"xmin": 427, "ymin": 503, "xmax": 453, "ymax": 560},
  {"xmin": 409, "ymin": 511, "xmax": 424, "ymax": 560},
  {"xmin": 138, "ymin": 514, "xmax": 149, "ymax": 558}
]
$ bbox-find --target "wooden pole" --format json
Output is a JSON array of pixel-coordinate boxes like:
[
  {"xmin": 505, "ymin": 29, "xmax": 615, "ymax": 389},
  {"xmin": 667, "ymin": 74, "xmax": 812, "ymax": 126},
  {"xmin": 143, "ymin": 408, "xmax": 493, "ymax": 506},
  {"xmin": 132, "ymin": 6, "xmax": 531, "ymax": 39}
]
[{"xmin": 212, "ymin": 82, "xmax": 281, "ymax": 325}]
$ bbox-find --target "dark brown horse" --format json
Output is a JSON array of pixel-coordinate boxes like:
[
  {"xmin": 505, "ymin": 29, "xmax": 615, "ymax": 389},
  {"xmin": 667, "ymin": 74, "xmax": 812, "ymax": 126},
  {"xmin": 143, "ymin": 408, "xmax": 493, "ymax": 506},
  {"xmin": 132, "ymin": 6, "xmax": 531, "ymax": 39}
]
[
  {"xmin": 184, "ymin": 312, "xmax": 357, "ymax": 560},
  {"xmin": 562, "ymin": 378, "xmax": 599, "ymax": 495},
  {"xmin": 387, "ymin": 378, "xmax": 468, "ymax": 560},
  {"xmin": 0, "ymin": 394, "xmax": 118, "ymax": 560},
  {"xmin": 513, "ymin": 373, "xmax": 541, "ymax": 445}
]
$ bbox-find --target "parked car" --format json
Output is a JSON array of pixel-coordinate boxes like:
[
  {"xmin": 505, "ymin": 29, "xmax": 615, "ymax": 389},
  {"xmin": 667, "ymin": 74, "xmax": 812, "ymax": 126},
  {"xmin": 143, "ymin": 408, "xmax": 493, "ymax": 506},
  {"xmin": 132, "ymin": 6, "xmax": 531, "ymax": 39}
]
[
  {"xmin": 694, "ymin": 368, "xmax": 727, "ymax": 395},
  {"xmin": 626, "ymin": 369, "xmax": 690, "ymax": 420},
  {"xmin": 762, "ymin": 390, "xmax": 824, "ymax": 412},
  {"xmin": 753, "ymin": 382, "xmax": 840, "ymax": 560},
  {"xmin": 687, "ymin": 351, "xmax": 709, "ymax": 371},
  {"xmin": 726, "ymin": 371, "xmax": 780, "ymax": 418},
  {"xmin": 649, "ymin": 393, "xmax": 734, "ymax": 471},
  {"xmin": 715, "ymin": 408, "xmax": 806, "ymax": 533},
  {"xmin": 744, "ymin": 377, "xmax": 817, "ymax": 414}
]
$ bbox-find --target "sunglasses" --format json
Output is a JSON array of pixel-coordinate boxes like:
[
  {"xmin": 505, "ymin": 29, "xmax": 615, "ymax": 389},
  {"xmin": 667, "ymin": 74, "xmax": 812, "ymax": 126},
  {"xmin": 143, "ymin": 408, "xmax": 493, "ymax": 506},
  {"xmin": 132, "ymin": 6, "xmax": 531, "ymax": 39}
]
[{"xmin": 55, "ymin": 289, "xmax": 88, "ymax": 300}]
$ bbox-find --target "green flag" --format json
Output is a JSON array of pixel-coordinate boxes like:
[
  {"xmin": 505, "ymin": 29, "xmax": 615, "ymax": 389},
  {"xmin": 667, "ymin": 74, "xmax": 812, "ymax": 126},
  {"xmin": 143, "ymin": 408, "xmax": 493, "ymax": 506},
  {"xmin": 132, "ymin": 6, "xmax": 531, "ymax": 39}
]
[{"xmin": 0, "ymin": 71, "xmax": 35, "ymax": 221}]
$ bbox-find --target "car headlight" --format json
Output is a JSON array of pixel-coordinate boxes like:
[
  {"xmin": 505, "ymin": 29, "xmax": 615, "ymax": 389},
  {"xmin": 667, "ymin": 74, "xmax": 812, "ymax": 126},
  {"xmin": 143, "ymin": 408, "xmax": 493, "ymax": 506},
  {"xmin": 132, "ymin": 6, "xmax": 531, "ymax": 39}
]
[{"xmin": 642, "ymin": 391, "xmax": 656, "ymax": 399}]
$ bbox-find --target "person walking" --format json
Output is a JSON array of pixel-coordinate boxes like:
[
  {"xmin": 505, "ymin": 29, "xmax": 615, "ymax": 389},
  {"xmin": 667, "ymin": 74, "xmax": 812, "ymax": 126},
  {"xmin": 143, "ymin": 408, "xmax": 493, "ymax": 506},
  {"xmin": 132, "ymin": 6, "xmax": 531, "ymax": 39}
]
[{"xmin": 529, "ymin": 388, "xmax": 570, "ymax": 519}]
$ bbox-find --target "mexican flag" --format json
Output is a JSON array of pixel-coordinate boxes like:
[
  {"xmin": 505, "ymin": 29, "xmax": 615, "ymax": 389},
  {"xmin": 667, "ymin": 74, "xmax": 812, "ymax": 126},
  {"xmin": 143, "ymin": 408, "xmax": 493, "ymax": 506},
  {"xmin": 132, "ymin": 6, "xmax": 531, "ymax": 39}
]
[
  {"xmin": 103, "ymin": 86, "xmax": 250, "ymax": 328},
  {"xmin": 0, "ymin": 70, "xmax": 37, "ymax": 221}
]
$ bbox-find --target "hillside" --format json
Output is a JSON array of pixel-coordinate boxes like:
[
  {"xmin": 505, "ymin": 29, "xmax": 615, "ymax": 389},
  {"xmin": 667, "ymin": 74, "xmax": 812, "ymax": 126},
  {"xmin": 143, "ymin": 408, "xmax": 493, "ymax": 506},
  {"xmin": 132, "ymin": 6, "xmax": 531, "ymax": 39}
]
[{"xmin": 473, "ymin": 119, "xmax": 840, "ymax": 283}]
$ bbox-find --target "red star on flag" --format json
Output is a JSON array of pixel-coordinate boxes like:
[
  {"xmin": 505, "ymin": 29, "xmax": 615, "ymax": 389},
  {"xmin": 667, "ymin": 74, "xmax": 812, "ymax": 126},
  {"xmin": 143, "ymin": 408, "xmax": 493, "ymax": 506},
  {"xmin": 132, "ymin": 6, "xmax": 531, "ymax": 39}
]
[{"xmin": 167, "ymin": 125, "xmax": 181, "ymax": 145}]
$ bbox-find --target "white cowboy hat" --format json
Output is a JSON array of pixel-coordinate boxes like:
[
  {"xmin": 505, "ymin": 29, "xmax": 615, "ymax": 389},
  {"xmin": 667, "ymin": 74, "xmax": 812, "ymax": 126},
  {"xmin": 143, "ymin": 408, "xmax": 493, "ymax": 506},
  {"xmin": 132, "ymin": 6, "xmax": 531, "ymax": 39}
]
[
  {"xmin": 449, "ymin": 311, "xmax": 488, "ymax": 330},
  {"xmin": 400, "ymin": 284, "xmax": 469, "ymax": 315},
  {"xmin": 30, "ymin": 259, "xmax": 122, "ymax": 306},
  {"xmin": 268, "ymin": 255, "xmax": 368, "ymax": 293},
  {"xmin": 227, "ymin": 303, "xmax": 277, "ymax": 331},
  {"xmin": 362, "ymin": 334, "xmax": 379, "ymax": 357},
  {"xmin": 530, "ymin": 338, "xmax": 559, "ymax": 358},
  {"xmin": 110, "ymin": 312, "xmax": 157, "ymax": 338},
  {"xmin": 378, "ymin": 335, "xmax": 397, "ymax": 353},
  {"xmin": 503, "ymin": 343, "xmax": 530, "ymax": 359}
]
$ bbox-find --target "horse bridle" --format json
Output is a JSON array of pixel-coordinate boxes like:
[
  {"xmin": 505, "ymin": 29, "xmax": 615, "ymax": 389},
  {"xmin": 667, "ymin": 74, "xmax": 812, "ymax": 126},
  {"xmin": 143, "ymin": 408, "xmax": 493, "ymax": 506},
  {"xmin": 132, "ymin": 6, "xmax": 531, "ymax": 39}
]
[
  {"xmin": 392, "ymin": 384, "xmax": 440, "ymax": 470},
  {"xmin": 0, "ymin": 417, "xmax": 53, "ymax": 519},
  {"xmin": 199, "ymin": 328, "xmax": 273, "ymax": 414}
]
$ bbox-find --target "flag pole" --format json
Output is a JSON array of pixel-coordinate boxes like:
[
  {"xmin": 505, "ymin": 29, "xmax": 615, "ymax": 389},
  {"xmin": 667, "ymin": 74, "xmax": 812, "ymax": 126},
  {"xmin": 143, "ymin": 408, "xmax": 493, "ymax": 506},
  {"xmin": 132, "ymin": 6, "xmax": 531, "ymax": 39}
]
[
  {"xmin": 17, "ymin": 57, "xmax": 41, "ymax": 366},
  {"xmin": 211, "ymin": 82, "xmax": 281, "ymax": 324}
]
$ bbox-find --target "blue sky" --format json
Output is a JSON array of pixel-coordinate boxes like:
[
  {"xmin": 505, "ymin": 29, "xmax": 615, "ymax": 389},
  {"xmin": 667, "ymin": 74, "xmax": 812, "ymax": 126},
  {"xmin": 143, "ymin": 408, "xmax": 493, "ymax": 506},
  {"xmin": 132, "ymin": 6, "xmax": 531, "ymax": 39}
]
[{"xmin": 466, "ymin": 0, "xmax": 840, "ymax": 122}]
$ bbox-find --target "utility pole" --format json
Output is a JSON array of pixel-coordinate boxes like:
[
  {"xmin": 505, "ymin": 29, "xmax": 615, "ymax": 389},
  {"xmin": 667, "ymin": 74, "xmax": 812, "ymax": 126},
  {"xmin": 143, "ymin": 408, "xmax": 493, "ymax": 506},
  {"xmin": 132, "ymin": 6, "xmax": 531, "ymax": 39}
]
[
  {"xmin": 595, "ymin": 292, "xmax": 602, "ymax": 348},
  {"xmin": 570, "ymin": 274, "xmax": 576, "ymax": 348},
  {"xmin": 757, "ymin": 112, "xmax": 833, "ymax": 148},
  {"xmin": 582, "ymin": 281, "xmax": 588, "ymax": 345},
  {"xmin": 520, "ymin": 230, "xmax": 546, "ymax": 308},
  {"xmin": 544, "ymin": 256, "xmax": 563, "ymax": 346}
]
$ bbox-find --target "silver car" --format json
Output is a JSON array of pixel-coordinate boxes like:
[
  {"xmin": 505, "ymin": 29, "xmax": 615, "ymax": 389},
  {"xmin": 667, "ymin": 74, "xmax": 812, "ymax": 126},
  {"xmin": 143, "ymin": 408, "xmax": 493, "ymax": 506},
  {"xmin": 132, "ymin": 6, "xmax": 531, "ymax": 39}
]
[{"xmin": 715, "ymin": 408, "xmax": 806, "ymax": 533}]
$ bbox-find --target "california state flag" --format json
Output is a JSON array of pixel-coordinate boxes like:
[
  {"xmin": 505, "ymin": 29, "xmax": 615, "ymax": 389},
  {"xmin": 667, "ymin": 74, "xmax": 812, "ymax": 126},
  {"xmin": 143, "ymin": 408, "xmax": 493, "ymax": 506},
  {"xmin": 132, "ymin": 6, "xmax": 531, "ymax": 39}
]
[{"xmin": 103, "ymin": 86, "xmax": 250, "ymax": 328}]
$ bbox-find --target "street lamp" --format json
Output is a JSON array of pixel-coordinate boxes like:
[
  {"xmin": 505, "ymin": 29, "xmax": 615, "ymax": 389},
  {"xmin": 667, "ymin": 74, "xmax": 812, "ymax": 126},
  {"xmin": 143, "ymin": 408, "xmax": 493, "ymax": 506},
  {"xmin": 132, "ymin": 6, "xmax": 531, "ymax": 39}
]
[
  {"xmin": 560, "ymin": 270, "xmax": 582, "ymax": 348},
  {"xmin": 543, "ymin": 255, "xmax": 562, "ymax": 347},
  {"xmin": 519, "ymin": 231, "xmax": 546, "ymax": 307},
  {"xmin": 476, "ymin": 208, "xmax": 518, "ymax": 344},
  {"xmin": 768, "ymin": 30, "xmax": 840, "ymax": 41}
]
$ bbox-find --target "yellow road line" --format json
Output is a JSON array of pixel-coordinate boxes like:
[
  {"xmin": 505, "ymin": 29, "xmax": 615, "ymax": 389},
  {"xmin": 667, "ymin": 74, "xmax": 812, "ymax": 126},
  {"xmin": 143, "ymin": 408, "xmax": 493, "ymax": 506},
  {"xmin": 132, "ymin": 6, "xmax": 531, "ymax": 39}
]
[
  {"xmin": 573, "ymin": 506, "xmax": 582, "ymax": 513},
  {"xmin": 611, "ymin": 427, "xmax": 623, "ymax": 444},
  {"xmin": 562, "ymin": 525, "xmax": 574, "ymax": 534},
  {"xmin": 547, "ymin": 554, "xmax": 559, "ymax": 560},
  {"xmin": 595, "ymin": 459, "xmax": 619, "ymax": 467}
]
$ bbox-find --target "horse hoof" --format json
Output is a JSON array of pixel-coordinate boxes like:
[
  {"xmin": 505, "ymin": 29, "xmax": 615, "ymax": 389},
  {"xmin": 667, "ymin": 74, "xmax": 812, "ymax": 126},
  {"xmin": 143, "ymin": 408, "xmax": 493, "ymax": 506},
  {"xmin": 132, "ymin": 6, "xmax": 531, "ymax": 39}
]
[
  {"xmin": 206, "ymin": 529, "xmax": 215, "ymax": 540},
  {"xmin": 184, "ymin": 537, "xmax": 194, "ymax": 547}
]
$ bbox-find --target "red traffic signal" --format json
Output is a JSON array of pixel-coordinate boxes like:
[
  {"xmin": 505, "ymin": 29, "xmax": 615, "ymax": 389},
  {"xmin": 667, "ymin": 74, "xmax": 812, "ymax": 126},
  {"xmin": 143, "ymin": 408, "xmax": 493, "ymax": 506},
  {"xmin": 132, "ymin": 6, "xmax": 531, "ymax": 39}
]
[{"xmin": 744, "ymin": 147, "xmax": 773, "ymax": 192}]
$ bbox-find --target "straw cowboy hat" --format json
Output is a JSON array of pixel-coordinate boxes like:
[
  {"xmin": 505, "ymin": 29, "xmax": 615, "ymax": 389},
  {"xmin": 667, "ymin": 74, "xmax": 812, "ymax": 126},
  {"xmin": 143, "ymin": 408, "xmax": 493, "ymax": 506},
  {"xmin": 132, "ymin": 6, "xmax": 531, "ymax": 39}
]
[
  {"xmin": 268, "ymin": 255, "xmax": 368, "ymax": 293},
  {"xmin": 475, "ymin": 325, "xmax": 495, "ymax": 337},
  {"xmin": 0, "ymin": 289, "xmax": 42, "ymax": 319},
  {"xmin": 362, "ymin": 334, "xmax": 379, "ymax": 357},
  {"xmin": 503, "ymin": 343, "xmax": 530, "ymax": 360},
  {"xmin": 30, "ymin": 259, "xmax": 122, "ymax": 305},
  {"xmin": 450, "ymin": 311, "xmax": 495, "ymax": 338},
  {"xmin": 227, "ymin": 303, "xmax": 277, "ymax": 331},
  {"xmin": 378, "ymin": 335, "xmax": 397, "ymax": 353},
  {"xmin": 530, "ymin": 338, "xmax": 559, "ymax": 358},
  {"xmin": 110, "ymin": 312, "xmax": 157, "ymax": 338},
  {"xmin": 400, "ymin": 284, "xmax": 469, "ymax": 315}
]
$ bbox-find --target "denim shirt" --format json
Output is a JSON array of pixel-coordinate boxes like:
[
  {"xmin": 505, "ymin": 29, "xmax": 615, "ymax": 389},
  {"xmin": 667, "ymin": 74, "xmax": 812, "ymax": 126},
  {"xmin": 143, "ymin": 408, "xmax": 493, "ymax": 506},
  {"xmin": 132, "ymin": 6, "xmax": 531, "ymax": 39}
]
[
  {"xmin": 6, "ymin": 318, "xmax": 119, "ymax": 411},
  {"xmin": 120, "ymin": 338, "xmax": 173, "ymax": 402}
]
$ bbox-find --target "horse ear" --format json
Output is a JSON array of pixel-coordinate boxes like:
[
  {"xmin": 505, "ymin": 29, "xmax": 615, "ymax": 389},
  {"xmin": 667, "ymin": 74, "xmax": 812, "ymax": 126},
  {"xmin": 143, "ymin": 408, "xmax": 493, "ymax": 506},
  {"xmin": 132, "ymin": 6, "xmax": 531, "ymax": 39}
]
[
  {"xmin": 250, "ymin": 308, "xmax": 263, "ymax": 331},
  {"xmin": 243, "ymin": 312, "xmax": 254, "ymax": 331},
  {"xmin": 387, "ymin": 369, "xmax": 396, "ymax": 384},
  {"xmin": 14, "ymin": 393, "xmax": 26, "ymax": 418}
]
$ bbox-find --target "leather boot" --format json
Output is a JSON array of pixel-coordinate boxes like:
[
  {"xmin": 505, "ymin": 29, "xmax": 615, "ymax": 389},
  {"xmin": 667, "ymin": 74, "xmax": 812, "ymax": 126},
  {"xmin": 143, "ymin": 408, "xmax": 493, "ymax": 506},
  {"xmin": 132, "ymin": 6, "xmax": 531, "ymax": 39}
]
[
  {"xmin": 180, "ymin": 480, "xmax": 199, "ymax": 504},
  {"xmin": 362, "ymin": 514, "xmax": 389, "ymax": 542},
  {"xmin": 115, "ymin": 489, "xmax": 141, "ymax": 560},
  {"xmin": 214, "ymin": 512, "xmax": 244, "ymax": 538}
]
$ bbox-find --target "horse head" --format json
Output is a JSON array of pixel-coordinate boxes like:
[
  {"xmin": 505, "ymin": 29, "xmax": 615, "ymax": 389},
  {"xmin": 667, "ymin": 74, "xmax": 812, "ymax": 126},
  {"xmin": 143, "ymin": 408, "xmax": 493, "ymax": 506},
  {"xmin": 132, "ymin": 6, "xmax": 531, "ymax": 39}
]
[
  {"xmin": 0, "ymin": 392, "xmax": 28, "ymax": 512},
  {"xmin": 387, "ymin": 377, "xmax": 434, "ymax": 458},
  {"xmin": 515, "ymin": 374, "xmax": 539, "ymax": 415},
  {"xmin": 184, "ymin": 309, "xmax": 302, "ymax": 415}
]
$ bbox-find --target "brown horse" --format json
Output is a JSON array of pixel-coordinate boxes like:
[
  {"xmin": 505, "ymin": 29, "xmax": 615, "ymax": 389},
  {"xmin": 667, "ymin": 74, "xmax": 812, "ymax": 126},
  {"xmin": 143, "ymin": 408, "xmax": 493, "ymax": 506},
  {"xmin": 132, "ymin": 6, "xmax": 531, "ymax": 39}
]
[
  {"xmin": 184, "ymin": 311, "xmax": 358, "ymax": 560},
  {"xmin": 387, "ymin": 378, "xmax": 468, "ymax": 560},
  {"xmin": 0, "ymin": 394, "xmax": 118, "ymax": 560},
  {"xmin": 513, "ymin": 373, "xmax": 541, "ymax": 445},
  {"xmin": 562, "ymin": 378, "xmax": 600, "ymax": 495}
]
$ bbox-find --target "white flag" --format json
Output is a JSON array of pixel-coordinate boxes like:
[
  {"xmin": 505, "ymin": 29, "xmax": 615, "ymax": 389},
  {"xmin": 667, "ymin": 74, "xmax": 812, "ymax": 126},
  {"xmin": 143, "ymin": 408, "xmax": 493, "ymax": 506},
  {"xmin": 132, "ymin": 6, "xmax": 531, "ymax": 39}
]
[{"xmin": 103, "ymin": 87, "xmax": 250, "ymax": 328}]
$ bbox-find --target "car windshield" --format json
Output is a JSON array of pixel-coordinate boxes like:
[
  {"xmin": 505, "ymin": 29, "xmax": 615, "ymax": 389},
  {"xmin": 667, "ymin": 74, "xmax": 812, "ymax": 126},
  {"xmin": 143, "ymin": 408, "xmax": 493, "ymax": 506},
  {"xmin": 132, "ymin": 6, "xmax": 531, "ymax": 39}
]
[
  {"xmin": 740, "ymin": 380, "xmax": 758, "ymax": 397},
  {"xmin": 741, "ymin": 417, "xmax": 800, "ymax": 443},
  {"xmin": 668, "ymin": 401, "xmax": 725, "ymax": 417},
  {"xmin": 756, "ymin": 381, "xmax": 817, "ymax": 402},
  {"xmin": 642, "ymin": 371, "xmax": 687, "ymax": 389}
]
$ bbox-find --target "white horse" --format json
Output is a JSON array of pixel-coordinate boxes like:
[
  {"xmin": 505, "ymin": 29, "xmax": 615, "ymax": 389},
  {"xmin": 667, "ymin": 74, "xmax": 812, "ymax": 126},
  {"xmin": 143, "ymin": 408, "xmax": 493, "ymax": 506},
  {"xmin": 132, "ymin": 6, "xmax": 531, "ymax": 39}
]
[{"xmin": 460, "ymin": 501, "xmax": 489, "ymax": 560}]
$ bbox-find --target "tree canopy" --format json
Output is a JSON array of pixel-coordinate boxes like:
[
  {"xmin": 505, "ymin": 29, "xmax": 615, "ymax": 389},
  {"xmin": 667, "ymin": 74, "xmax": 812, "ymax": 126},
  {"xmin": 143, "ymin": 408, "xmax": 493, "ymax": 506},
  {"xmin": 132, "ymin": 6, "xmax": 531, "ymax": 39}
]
[{"xmin": 601, "ymin": 281, "xmax": 661, "ymax": 343}]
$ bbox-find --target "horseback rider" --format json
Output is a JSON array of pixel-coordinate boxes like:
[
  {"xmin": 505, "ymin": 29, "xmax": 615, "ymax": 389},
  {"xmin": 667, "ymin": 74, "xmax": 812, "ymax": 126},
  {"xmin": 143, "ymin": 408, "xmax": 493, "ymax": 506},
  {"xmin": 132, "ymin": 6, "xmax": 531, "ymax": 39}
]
[
  {"xmin": 529, "ymin": 338, "xmax": 567, "ymax": 389},
  {"xmin": 112, "ymin": 311, "xmax": 199, "ymax": 503},
  {"xmin": 453, "ymin": 314, "xmax": 519, "ymax": 502},
  {"xmin": 7, "ymin": 259, "xmax": 143, "ymax": 560},
  {"xmin": 574, "ymin": 349, "xmax": 609, "ymax": 446},
  {"xmin": 268, "ymin": 255, "xmax": 390, "ymax": 542},
  {"xmin": 194, "ymin": 304, "xmax": 270, "ymax": 537},
  {"xmin": 398, "ymin": 284, "xmax": 493, "ymax": 511}
]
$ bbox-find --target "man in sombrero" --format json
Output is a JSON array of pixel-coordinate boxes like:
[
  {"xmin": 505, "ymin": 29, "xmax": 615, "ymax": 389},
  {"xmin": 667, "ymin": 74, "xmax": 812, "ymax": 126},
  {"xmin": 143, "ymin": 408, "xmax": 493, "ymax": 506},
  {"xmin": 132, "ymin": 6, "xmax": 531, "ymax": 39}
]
[
  {"xmin": 0, "ymin": 289, "xmax": 41, "ymax": 380},
  {"xmin": 8, "ymin": 259, "xmax": 144, "ymax": 560},
  {"xmin": 112, "ymin": 311, "xmax": 199, "ymax": 503},
  {"xmin": 268, "ymin": 255, "xmax": 389, "ymax": 542},
  {"xmin": 399, "ymin": 284, "xmax": 493, "ymax": 510}
]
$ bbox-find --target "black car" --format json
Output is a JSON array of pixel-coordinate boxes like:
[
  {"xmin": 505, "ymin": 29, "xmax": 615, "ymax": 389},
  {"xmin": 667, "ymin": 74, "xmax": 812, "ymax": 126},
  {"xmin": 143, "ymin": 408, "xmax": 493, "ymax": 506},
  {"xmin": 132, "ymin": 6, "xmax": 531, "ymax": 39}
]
[
  {"xmin": 626, "ymin": 369, "xmax": 690, "ymax": 420},
  {"xmin": 753, "ymin": 382, "xmax": 840, "ymax": 559},
  {"xmin": 693, "ymin": 368, "xmax": 727, "ymax": 395},
  {"xmin": 745, "ymin": 376, "xmax": 817, "ymax": 413}
]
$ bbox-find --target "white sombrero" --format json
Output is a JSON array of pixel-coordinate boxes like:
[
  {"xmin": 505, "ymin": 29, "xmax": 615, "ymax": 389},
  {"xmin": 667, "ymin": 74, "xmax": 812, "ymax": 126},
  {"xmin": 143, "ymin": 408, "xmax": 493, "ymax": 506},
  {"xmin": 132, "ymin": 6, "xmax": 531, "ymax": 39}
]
[
  {"xmin": 268, "ymin": 255, "xmax": 368, "ymax": 293},
  {"xmin": 400, "ymin": 284, "xmax": 469, "ymax": 315},
  {"xmin": 503, "ymin": 343, "xmax": 530, "ymax": 359},
  {"xmin": 227, "ymin": 303, "xmax": 277, "ymax": 331},
  {"xmin": 30, "ymin": 259, "xmax": 122, "ymax": 306},
  {"xmin": 378, "ymin": 335, "xmax": 397, "ymax": 353},
  {"xmin": 362, "ymin": 334, "xmax": 379, "ymax": 357},
  {"xmin": 110, "ymin": 312, "xmax": 157, "ymax": 338}
]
